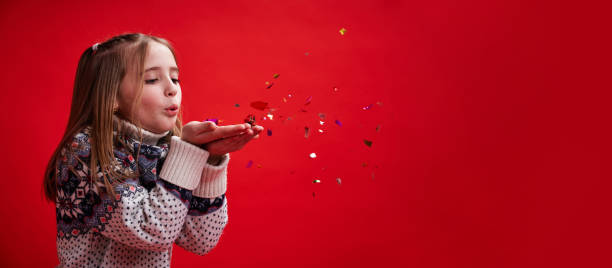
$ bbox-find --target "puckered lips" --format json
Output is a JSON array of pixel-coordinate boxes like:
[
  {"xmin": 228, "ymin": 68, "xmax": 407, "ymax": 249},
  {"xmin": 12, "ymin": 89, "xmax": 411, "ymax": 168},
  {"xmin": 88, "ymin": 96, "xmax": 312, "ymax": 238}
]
[{"xmin": 165, "ymin": 104, "xmax": 179, "ymax": 116}]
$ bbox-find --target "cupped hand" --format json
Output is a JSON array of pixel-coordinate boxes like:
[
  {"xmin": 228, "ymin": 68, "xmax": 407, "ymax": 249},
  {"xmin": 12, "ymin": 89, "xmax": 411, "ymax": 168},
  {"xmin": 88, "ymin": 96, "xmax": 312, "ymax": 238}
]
[
  {"xmin": 204, "ymin": 125, "xmax": 264, "ymax": 156},
  {"xmin": 181, "ymin": 121, "xmax": 251, "ymax": 146}
]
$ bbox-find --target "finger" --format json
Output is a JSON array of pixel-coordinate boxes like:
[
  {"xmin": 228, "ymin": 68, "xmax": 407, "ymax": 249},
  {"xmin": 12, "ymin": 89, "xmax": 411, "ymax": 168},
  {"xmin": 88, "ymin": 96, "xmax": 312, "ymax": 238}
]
[
  {"xmin": 196, "ymin": 121, "xmax": 218, "ymax": 133},
  {"xmin": 197, "ymin": 124, "xmax": 248, "ymax": 143}
]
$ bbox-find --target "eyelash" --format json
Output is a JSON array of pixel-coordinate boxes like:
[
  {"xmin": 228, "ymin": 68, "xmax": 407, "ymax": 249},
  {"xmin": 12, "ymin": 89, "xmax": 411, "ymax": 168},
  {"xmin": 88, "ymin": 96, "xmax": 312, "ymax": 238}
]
[{"xmin": 145, "ymin": 78, "xmax": 180, "ymax": 84}]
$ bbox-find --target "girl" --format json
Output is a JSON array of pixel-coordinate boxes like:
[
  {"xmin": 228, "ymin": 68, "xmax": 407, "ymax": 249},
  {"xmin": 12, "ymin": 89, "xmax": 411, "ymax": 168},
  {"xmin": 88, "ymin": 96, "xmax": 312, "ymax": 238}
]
[{"xmin": 43, "ymin": 33, "xmax": 263, "ymax": 267}]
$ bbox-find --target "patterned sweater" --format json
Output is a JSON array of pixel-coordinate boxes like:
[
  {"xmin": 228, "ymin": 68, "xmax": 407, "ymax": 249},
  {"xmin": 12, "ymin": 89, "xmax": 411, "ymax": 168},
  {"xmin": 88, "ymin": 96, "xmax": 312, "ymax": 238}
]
[{"xmin": 55, "ymin": 115, "xmax": 229, "ymax": 267}]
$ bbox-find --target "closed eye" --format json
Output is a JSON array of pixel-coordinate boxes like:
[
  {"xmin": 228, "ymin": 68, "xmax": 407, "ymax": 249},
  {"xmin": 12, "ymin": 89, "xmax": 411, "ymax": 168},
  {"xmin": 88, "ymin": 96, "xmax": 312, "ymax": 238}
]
[{"xmin": 145, "ymin": 78, "xmax": 180, "ymax": 84}]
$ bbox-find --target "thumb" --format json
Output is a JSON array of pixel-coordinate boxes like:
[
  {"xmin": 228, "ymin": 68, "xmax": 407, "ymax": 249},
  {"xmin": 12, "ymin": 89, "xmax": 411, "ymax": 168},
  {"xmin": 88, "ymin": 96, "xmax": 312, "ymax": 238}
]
[{"xmin": 196, "ymin": 121, "xmax": 218, "ymax": 133}]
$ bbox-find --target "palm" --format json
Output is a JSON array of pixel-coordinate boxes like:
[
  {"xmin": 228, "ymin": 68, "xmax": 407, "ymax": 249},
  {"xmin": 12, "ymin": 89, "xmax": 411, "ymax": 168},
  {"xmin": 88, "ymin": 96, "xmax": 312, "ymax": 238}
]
[{"xmin": 203, "ymin": 126, "xmax": 263, "ymax": 156}]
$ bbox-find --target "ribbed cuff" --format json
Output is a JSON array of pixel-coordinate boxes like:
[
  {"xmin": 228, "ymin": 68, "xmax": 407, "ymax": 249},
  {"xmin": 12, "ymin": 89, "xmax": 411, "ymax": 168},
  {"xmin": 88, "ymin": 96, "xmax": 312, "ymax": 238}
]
[
  {"xmin": 192, "ymin": 153, "xmax": 229, "ymax": 198},
  {"xmin": 159, "ymin": 136, "xmax": 210, "ymax": 190}
]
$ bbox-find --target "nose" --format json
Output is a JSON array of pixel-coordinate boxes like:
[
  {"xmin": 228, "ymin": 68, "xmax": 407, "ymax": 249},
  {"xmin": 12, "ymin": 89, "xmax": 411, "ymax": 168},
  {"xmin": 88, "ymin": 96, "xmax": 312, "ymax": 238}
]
[{"xmin": 165, "ymin": 77, "xmax": 178, "ymax": 97}]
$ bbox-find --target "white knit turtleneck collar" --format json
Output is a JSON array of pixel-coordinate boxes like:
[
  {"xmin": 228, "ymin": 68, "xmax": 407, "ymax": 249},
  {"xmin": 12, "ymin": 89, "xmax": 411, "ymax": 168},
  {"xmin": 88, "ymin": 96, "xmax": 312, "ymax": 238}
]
[{"xmin": 112, "ymin": 114, "xmax": 170, "ymax": 146}]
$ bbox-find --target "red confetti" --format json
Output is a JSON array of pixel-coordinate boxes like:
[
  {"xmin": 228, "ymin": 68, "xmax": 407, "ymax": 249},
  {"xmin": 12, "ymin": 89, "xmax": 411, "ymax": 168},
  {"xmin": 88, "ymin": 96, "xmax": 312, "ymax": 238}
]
[{"xmin": 250, "ymin": 101, "xmax": 269, "ymax": 111}]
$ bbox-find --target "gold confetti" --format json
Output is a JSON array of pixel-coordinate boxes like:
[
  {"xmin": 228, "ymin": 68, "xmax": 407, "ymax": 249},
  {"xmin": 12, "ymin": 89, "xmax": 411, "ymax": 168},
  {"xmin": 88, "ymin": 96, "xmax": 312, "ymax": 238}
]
[
  {"xmin": 283, "ymin": 97, "xmax": 287, "ymax": 103},
  {"xmin": 336, "ymin": 178, "xmax": 342, "ymax": 184},
  {"xmin": 273, "ymin": 73, "xmax": 280, "ymax": 79},
  {"xmin": 339, "ymin": 27, "xmax": 347, "ymax": 35}
]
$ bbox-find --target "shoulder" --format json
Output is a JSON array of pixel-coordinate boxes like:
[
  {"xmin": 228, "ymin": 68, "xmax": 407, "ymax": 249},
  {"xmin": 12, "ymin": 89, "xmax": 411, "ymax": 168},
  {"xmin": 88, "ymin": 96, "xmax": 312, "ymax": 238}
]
[{"xmin": 60, "ymin": 126, "xmax": 93, "ymax": 164}]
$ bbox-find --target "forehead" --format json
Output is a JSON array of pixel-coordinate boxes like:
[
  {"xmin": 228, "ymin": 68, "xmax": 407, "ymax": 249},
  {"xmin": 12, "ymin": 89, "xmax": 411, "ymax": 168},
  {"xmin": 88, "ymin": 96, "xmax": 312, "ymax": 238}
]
[{"xmin": 143, "ymin": 42, "xmax": 178, "ymax": 72}]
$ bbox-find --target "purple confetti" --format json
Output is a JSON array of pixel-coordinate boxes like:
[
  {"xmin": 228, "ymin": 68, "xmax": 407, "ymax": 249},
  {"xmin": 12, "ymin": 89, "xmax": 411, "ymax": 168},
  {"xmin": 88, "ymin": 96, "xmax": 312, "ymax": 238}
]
[
  {"xmin": 205, "ymin": 118, "xmax": 219, "ymax": 125},
  {"xmin": 267, "ymin": 129, "xmax": 272, "ymax": 136},
  {"xmin": 246, "ymin": 160, "xmax": 253, "ymax": 168},
  {"xmin": 335, "ymin": 120, "xmax": 342, "ymax": 126}
]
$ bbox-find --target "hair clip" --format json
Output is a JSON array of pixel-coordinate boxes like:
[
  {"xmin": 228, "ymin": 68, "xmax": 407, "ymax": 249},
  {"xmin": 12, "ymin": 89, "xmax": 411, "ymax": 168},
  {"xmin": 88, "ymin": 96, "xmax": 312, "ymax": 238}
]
[{"xmin": 92, "ymin": 42, "xmax": 100, "ymax": 52}]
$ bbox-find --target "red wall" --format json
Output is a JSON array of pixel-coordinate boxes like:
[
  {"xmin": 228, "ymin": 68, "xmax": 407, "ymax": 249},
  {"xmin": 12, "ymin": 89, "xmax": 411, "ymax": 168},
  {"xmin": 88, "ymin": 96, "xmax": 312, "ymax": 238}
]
[{"xmin": 2, "ymin": 0, "xmax": 604, "ymax": 267}]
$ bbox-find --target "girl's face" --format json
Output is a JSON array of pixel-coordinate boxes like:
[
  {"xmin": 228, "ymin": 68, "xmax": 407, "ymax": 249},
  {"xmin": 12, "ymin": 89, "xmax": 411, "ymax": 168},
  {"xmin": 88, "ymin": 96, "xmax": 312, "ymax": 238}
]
[{"xmin": 117, "ymin": 41, "xmax": 181, "ymax": 134}]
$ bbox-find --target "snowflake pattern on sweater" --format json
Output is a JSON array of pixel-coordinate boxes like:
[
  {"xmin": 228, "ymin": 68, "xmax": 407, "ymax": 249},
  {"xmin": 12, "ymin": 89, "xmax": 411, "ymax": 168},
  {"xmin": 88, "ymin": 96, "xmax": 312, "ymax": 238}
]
[{"xmin": 55, "ymin": 116, "xmax": 228, "ymax": 267}]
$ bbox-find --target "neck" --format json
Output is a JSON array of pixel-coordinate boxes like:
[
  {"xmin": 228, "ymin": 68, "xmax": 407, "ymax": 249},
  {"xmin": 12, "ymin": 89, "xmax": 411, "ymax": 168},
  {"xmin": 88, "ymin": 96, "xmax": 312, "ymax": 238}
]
[{"xmin": 112, "ymin": 114, "xmax": 170, "ymax": 145}]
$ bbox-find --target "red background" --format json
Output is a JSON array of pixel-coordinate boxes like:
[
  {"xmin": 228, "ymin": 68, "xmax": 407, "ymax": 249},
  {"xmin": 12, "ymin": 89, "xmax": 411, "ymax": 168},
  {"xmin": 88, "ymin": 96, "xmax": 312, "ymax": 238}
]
[{"xmin": 1, "ymin": 0, "xmax": 606, "ymax": 267}]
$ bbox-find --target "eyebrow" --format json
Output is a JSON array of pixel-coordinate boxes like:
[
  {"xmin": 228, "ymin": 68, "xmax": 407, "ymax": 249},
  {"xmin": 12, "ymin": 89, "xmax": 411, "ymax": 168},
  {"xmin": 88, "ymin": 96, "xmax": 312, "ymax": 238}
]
[{"xmin": 144, "ymin": 66, "xmax": 179, "ymax": 73}]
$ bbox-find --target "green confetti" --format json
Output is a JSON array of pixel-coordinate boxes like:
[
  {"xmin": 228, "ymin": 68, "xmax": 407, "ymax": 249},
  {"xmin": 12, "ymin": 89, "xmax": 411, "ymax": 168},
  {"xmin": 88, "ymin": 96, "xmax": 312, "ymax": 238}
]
[{"xmin": 364, "ymin": 139, "xmax": 373, "ymax": 147}]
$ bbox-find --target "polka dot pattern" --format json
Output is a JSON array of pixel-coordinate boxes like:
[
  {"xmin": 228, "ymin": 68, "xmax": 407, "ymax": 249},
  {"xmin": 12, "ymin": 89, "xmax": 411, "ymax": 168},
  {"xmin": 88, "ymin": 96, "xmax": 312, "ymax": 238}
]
[
  {"xmin": 55, "ymin": 123, "xmax": 229, "ymax": 267},
  {"xmin": 175, "ymin": 198, "xmax": 228, "ymax": 255}
]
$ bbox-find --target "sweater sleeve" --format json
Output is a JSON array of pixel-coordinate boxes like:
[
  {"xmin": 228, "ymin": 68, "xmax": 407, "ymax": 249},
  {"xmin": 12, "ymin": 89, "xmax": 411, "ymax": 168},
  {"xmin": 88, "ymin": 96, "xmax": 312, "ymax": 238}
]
[
  {"xmin": 174, "ymin": 154, "xmax": 230, "ymax": 255},
  {"xmin": 56, "ymin": 133, "xmax": 210, "ymax": 253}
]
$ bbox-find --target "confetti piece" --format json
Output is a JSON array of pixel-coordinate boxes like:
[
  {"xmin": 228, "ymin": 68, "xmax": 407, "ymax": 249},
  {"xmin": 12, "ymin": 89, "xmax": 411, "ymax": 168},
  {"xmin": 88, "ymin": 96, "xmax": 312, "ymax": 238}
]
[
  {"xmin": 283, "ymin": 97, "xmax": 287, "ymax": 103},
  {"xmin": 319, "ymin": 121, "xmax": 325, "ymax": 125},
  {"xmin": 305, "ymin": 96, "xmax": 312, "ymax": 105},
  {"xmin": 288, "ymin": 94, "xmax": 293, "ymax": 98},
  {"xmin": 250, "ymin": 101, "xmax": 268, "ymax": 111},
  {"xmin": 304, "ymin": 127, "xmax": 310, "ymax": 138},
  {"xmin": 339, "ymin": 27, "xmax": 347, "ymax": 35},
  {"xmin": 266, "ymin": 82, "xmax": 274, "ymax": 89},
  {"xmin": 299, "ymin": 108, "xmax": 308, "ymax": 113},
  {"xmin": 364, "ymin": 139, "xmax": 373, "ymax": 147},
  {"xmin": 318, "ymin": 129, "xmax": 324, "ymax": 133},
  {"xmin": 244, "ymin": 114, "xmax": 256, "ymax": 126},
  {"xmin": 257, "ymin": 164, "xmax": 262, "ymax": 168},
  {"xmin": 234, "ymin": 104, "xmax": 240, "ymax": 107},
  {"xmin": 273, "ymin": 73, "xmax": 280, "ymax": 79},
  {"xmin": 362, "ymin": 104, "xmax": 373, "ymax": 110},
  {"xmin": 246, "ymin": 160, "xmax": 253, "ymax": 168},
  {"xmin": 376, "ymin": 125, "xmax": 381, "ymax": 132},
  {"xmin": 336, "ymin": 178, "xmax": 342, "ymax": 184},
  {"xmin": 266, "ymin": 113, "xmax": 274, "ymax": 120},
  {"xmin": 313, "ymin": 179, "xmax": 321, "ymax": 183},
  {"xmin": 335, "ymin": 120, "xmax": 342, "ymax": 126},
  {"xmin": 267, "ymin": 129, "xmax": 272, "ymax": 136},
  {"xmin": 205, "ymin": 118, "xmax": 219, "ymax": 125},
  {"xmin": 310, "ymin": 152, "xmax": 317, "ymax": 158},
  {"xmin": 362, "ymin": 162, "xmax": 368, "ymax": 167},
  {"xmin": 318, "ymin": 113, "xmax": 326, "ymax": 119},
  {"xmin": 333, "ymin": 87, "xmax": 339, "ymax": 92},
  {"xmin": 305, "ymin": 52, "xmax": 310, "ymax": 56},
  {"xmin": 376, "ymin": 101, "xmax": 383, "ymax": 106}
]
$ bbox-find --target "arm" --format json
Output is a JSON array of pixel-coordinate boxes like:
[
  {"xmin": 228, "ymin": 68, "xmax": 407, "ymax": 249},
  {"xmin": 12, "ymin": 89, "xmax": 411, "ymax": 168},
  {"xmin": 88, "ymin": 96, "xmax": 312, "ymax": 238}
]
[
  {"xmin": 56, "ymin": 134, "xmax": 210, "ymax": 253},
  {"xmin": 174, "ymin": 154, "xmax": 230, "ymax": 256}
]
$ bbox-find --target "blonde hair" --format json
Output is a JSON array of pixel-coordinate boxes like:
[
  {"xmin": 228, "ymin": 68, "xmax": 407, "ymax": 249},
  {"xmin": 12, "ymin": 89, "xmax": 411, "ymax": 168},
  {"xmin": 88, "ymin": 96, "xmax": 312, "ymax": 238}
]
[{"xmin": 43, "ymin": 33, "xmax": 183, "ymax": 203}]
